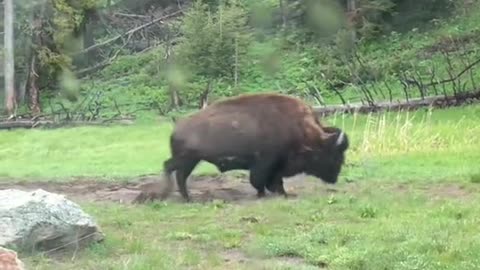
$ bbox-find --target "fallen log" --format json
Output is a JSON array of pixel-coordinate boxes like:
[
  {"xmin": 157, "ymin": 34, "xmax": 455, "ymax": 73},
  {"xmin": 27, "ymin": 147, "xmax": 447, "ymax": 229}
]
[
  {"xmin": 2, "ymin": 91, "xmax": 479, "ymax": 130},
  {"xmin": 0, "ymin": 118, "xmax": 135, "ymax": 130},
  {"xmin": 313, "ymin": 90, "xmax": 480, "ymax": 117},
  {"xmin": 0, "ymin": 120, "xmax": 54, "ymax": 129}
]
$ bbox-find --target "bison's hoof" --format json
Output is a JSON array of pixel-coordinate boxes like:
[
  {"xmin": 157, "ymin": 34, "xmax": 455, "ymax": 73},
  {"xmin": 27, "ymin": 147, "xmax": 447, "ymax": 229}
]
[
  {"xmin": 256, "ymin": 191, "xmax": 267, "ymax": 199},
  {"xmin": 284, "ymin": 192, "xmax": 298, "ymax": 199},
  {"xmin": 180, "ymin": 195, "xmax": 192, "ymax": 203}
]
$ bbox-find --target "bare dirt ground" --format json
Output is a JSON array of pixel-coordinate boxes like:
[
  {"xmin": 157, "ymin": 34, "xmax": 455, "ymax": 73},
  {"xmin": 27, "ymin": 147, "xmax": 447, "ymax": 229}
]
[
  {"xmin": 0, "ymin": 173, "xmax": 474, "ymax": 204},
  {"xmin": 0, "ymin": 173, "xmax": 342, "ymax": 204}
]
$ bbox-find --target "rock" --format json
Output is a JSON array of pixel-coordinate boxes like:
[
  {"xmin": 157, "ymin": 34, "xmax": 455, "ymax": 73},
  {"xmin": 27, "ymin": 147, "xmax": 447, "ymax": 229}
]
[
  {"xmin": 0, "ymin": 247, "xmax": 25, "ymax": 270},
  {"xmin": 0, "ymin": 189, "xmax": 104, "ymax": 253}
]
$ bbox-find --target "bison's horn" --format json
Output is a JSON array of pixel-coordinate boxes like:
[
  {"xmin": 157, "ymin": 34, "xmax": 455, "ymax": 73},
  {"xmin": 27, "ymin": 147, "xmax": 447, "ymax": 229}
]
[{"xmin": 336, "ymin": 131, "xmax": 345, "ymax": 146}]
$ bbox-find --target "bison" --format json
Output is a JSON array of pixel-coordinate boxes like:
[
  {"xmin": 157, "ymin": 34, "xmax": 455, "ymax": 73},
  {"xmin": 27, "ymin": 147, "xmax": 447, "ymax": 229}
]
[{"xmin": 138, "ymin": 93, "xmax": 349, "ymax": 202}]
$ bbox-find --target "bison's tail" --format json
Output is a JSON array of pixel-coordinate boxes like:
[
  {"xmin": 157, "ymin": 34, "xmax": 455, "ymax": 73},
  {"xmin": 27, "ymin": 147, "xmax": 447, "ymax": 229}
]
[{"xmin": 161, "ymin": 158, "xmax": 176, "ymax": 199}]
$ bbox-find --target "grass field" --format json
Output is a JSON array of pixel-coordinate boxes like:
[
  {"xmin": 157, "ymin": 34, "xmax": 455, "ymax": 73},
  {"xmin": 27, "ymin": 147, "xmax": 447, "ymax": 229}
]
[{"xmin": 1, "ymin": 104, "xmax": 480, "ymax": 269}]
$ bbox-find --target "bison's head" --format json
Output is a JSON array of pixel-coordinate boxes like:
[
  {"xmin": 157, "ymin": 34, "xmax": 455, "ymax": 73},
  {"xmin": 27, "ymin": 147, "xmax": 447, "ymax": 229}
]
[
  {"xmin": 288, "ymin": 127, "xmax": 349, "ymax": 184},
  {"xmin": 316, "ymin": 128, "xmax": 349, "ymax": 183}
]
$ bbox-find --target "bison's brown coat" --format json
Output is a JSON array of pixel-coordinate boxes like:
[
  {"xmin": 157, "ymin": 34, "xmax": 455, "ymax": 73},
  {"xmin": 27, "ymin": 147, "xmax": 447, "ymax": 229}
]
[{"xmin": 137, "ymin": 93, "xmax": 349, "ymax": 202}]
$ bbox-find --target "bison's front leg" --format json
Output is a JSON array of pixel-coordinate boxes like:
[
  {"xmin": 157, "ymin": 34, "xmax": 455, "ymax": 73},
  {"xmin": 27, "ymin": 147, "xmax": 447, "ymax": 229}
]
[
  {"xmin": 249, "ymin": 163, "xmax": 274, "ymax": 198},
  {"xmin": 249, "ymin": 156, "xmax": 285, "ymax": 198},
  {"xmin": 264, "ymin": 158, "xmax": 291, "ymax": 198},
  {"xmin": 266, "ymin": 175, "xmax": 286, "ymax": 196},
  {"xmin": 249, "ymin": 174, "xmax": 266, "ymax": 198},
  {"xmin": 266, "ymin": 173, "xmax": 293, "ymax": 198}
]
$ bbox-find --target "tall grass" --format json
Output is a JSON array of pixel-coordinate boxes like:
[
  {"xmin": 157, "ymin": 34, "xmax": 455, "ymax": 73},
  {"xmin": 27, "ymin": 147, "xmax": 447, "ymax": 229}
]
[
  {"xmin": 322, "ymin": 105, "xmax": 480, "ymax": 182},
  {"xmin": 326, "ymin": 105, "xmax": 479, "ymax": 156}
]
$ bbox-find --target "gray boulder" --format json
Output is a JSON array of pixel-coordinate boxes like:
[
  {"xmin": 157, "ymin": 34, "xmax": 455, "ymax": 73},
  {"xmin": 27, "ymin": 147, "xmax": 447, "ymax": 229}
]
[{"xmin": 0, "ymin": 189, "xmax": 104, "ymax": 253}]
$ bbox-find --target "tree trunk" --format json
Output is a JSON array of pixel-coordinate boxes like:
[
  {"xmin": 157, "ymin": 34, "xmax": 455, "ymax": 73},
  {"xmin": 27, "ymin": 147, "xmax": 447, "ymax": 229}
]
[
  {"xmin": 234, "ymin": 35, "xmax": 238, "ymax": 88},
  {"xmin": 199, "ymin": 80, "xmax": 212, "ymax": 109},
  {"xmin": 279, "ymin": 0, "xmax": 287, "ymax": 29},
  {"xmin": 164, "ymin": 38, "xmax": 180, "ymax": 110},
  {"xmin": 171, "ymin": 87, "xmax": 180, "ymax": 109},
  {"xmin": 347, "ymin": 0, "xmax": 357, "ymax": 43},
  {"xmin": 4, "ymin": 0, "xmax": 16, "ymax": 116},
  {"xmin": 83, "ymin": 9, "xmax": 96, "ymax": 66},
  {"xmin": 26, "ymin": 8, "xmax": 43, "ymax": 115},
  {"xmin": 28, "ymin": 57, "xmax": 41, "ymax": 115}
]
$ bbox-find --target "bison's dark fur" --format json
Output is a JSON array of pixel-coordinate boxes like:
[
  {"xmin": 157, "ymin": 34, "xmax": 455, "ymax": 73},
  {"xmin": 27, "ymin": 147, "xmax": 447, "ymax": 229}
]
[{"xmin": 145, "ymin": 93, "xmax": 349, "ymax": 202}]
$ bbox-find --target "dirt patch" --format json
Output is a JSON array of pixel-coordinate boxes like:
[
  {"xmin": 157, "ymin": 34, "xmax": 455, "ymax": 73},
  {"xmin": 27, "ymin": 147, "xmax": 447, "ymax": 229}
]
[
  {"xmin": 419, "ymin": 183, "xmax": 473, "ymax": 200},
  {"xmin": 222, "ymin": 249, "xmax": 324, "ymax": 269},
  {"xmin": 223, "ymin": 249, "xmax": 249, "ymax": 264},
  {"xmin": 0, "ymin": 173, "xmax": 334, "ymax": 204},
  {"xmin": 378, "ymin": 182, "xmax": 475, "ymax": 201},
  {"xmin": 0, "ymin": 174, "xmax": 475, "ymax": 205}
]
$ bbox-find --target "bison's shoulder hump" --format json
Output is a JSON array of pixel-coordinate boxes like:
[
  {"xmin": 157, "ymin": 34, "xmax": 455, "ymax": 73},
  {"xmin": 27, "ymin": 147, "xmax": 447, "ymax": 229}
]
[{"xmin": 210, "ymin": 93, "xmax": 309, "ymax": 111}]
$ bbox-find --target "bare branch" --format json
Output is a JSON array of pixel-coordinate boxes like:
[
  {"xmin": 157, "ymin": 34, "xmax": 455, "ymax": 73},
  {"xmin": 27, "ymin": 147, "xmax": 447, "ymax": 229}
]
[
  {"xmin": 400, "ymin": 73, "xmax": 410, "ymax": 102},
  {"xmin": 72, "ymin": 10, "xmax": 183, "ymax": 56},
  {"xmin": 383, "ymin": 81, "xmax": 393, "ymax": 103},
  {"xmin": 413, "ymin": 68, "xmax": 426, "ymax": 99},
  {"xmin": 75, "ymin": 31, "xmax": 134, "ymax": 77},
  {"xmin": 429, "ymin": 65, "xmax": 438, "ymax": 95},
  {"xmin": 113, "ymin": 12, "xmax": 150, "ymax": 19},
  {"xmin": 304, "ymin": 80, "xmax": 325, "ymax": 106},
  {"xmin": 401, "ymin": 53, "xmax": 480, "ymax": 98}
]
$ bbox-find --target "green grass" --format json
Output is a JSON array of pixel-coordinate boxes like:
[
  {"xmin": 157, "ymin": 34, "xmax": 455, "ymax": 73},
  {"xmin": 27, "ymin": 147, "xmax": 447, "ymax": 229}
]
[
  {"xmin": 2, "ymin": 104, "xmax": 480, "ymax": 269},
  {"xmin": 1, "ymin": 105, "xmax": 479, "ymax": 182},
  {"xmin": 23, "ymin": 183, "xmax": 480, "ymax": 269}
]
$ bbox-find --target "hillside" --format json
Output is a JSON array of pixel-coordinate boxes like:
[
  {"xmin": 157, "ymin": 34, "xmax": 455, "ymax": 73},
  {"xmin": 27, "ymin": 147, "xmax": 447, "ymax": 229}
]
[{"xmin": 2, "ymin": 0, "xmax": 474, "ymax": 123}]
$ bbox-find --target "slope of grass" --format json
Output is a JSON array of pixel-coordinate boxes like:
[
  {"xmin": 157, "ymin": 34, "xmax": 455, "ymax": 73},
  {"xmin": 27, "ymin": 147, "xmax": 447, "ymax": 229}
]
[{"xmin": 38, "ymin": 2, "xmax": 480, "ymax": 119}]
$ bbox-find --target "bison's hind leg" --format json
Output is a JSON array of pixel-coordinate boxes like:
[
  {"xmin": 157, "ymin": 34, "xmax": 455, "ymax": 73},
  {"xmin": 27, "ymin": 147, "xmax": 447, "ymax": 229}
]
[
  {"xmin": 173, "ymin": 157, "xmax": 200, "ymax": 202},
  {"xmin": 133, "ymin": 158, "xmax": 178, "ymax": 204},
  {"xmin": 160, "ymin": 157, "xmax": 177, "ymax": 199}
]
